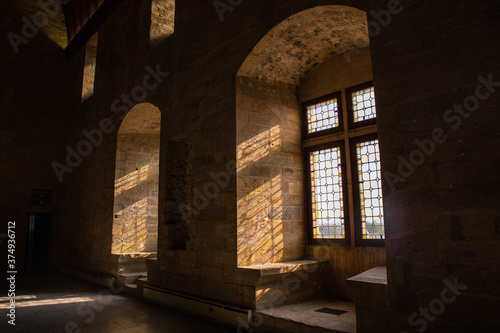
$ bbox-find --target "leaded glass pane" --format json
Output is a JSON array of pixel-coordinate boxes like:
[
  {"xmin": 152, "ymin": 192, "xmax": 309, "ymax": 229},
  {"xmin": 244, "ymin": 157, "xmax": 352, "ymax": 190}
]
[
  {"xmin": 356, "ymin": 140, "xmax": 384, "ymax": 239},
  {"xmin": 352, "ymin": 87, "xmax": 376, "ymax": 123},
  {"xmin": 310, "ymin": 147, "xmax": 345, "ymax": 239},
  {"xmin": 307, "ymin": 98, "xmax": 339, "ymax": 133}
]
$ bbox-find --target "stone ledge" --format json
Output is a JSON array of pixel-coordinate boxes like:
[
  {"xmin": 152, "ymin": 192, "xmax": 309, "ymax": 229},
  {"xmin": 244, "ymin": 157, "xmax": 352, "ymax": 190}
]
[
  {"xmin": 348, "ymin": 266, "xmax": 390, "ymax": 326},
  {"xmin": 238, "ymin": 259, "xmax": 324, "ymax": 278},
  {"xmin": 113, "ymin": 252, "xmax": 157, "ymax": 259},
  {"xmin": 347, "ymin": 266, "xmax": 388, "ymax": 305},
  {"xmin": 347, "ymin": 265, "xmax": 387, "ymax": 285}
]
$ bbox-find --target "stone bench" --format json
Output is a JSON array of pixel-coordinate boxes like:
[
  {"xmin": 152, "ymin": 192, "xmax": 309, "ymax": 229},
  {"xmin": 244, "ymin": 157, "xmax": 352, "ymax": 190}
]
[{"xmin": 237, "ymin": 259, "xmax": 327, "ymax": 311}]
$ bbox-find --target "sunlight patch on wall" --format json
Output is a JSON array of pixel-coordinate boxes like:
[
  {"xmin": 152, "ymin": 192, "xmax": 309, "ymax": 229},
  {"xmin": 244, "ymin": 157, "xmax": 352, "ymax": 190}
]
[
  {"xmin": 114, "ymin": 165, "xmax": 151, "ymax": 196},
  {"xmin": 237, "ymin": 174, "xmax": 284, "ymax": 265},
  {"xmin": 112, "ymin": 198, "xmax": 149, "ymax": 254},
  {"xmin": 237, "ymin": 125, "xmax": 281, "ymax": 173}
]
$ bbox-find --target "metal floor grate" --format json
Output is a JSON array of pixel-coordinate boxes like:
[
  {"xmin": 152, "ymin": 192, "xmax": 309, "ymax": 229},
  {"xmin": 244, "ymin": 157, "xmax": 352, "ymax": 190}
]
[{"xmin": 314, "ymin": 307, "xmax": 348, "ymax": 316}]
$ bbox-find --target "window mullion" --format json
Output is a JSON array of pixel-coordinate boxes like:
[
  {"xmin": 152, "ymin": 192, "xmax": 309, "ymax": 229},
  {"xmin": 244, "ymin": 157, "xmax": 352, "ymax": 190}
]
[{"xmin": 341, "ymin": 89, "xmax": 356, "ymax": 247}]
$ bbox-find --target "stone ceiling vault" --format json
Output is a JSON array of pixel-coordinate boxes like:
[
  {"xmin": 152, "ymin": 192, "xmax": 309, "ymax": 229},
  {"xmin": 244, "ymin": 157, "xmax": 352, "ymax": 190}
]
[{"xmin": 237, "ymin": 5, "xmax": 369, "ymax": 85}]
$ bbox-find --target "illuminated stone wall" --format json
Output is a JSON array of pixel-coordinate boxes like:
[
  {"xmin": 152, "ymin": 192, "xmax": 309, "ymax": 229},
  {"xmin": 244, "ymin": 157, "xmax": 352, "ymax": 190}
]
[
  {"xmin": 112, "ymin": 132, "xmax": 159, "ymax": 254},
  {"xmin": 112, "ymin": 103, "xmax": 161, "ymax": 254},
  {"xmin": 236, "ymin": 76, "xmax": 305, "ymax": 266}
]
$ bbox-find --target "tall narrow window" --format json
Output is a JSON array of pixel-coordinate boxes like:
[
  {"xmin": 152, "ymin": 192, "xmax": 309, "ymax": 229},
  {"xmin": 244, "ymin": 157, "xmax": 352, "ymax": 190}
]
[
  {"xmin": 81, "ymin": 32, "xmax": 98, "ymax": 103},
  {"xmin": 150, "ymin": 0, "xmax": 175, "ymax": 47},
  {"xmin": 304, "ymin": 81, "xmax": 384, "ymax": 245},
  {"xmin": 352, "ymin": 135, "xmax": 384, "ymax": 243},
  {"xmin": 307, "ymin": 143, "xmax": 348, "ymax": 240}
]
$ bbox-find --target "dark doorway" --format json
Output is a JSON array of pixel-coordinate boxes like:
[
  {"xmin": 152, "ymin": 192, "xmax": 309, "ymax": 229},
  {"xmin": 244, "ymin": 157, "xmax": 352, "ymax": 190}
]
[{"xmin": 25, "ymin": 213, "xmax": 52, "ymax": 272}]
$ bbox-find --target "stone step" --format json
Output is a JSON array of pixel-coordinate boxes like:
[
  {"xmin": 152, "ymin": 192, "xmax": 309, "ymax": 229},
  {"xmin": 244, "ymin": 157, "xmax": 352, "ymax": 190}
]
[
  {"xmin": 255, "ymin": 299, "xmax": 356, "ymax": 333},
  {"xmin": 115, "ymin": 253, "xmax": 157, "ymax": 274},
  {"xmin": 137, "ymin": 277, "xmax": 148, "ymax": 289},
  {"xmin": 117, "ymin": 271, "xmax": 148, "ymax": 285}
]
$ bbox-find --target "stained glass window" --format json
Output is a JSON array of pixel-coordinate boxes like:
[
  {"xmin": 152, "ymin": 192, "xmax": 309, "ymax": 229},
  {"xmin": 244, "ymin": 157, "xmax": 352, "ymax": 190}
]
[
  {"xmin": 306, "ymin": 98, "xmax": 340, "ymax": 134},
  {"xmin": 351, "ymin": 86, "xmax": 376, "ymax": 123},
  {"xmin": 309, "ymin": 147, "xmax": 345, "ymax": 239},
  {"xmin": 356, "ymin": 140, "xmax": 384, "ymax": 239}
]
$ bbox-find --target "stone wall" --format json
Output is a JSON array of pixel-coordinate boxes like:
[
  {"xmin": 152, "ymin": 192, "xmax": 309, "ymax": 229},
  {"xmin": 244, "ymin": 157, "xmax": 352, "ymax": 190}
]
[
  {"xmin": 113, "ymin": 132, "xmax": 159, "ymax": 254},
  {"xmin": 0, "ymin": 2, "xmax": 69, "ymax": 272},
  {"xmin": 237, "ymin": 76, "xmax": 306, "ymax": 266},
  {"xmin": 372, "ymin": 1, "xmax": 500, "ymax": 331}
]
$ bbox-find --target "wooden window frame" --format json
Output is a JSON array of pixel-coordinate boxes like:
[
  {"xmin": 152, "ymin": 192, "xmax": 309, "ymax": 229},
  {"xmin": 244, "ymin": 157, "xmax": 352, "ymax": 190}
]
[
  {"xmin": 302, "ymin": 81, "xmax": 384, "ymax": 247},
  {"xmin": 304, "ymin": 140, "xmax": 351, "ymax": 246},
  {"xmin": 350, "ymin": 133, "xmax": 385, "ymax": 247},
  {"xmin": 346, "ymin": 81, "xmax": 377, "ymax": 129},
  {"xmin": 302, "ymin": 91, "xmax": 344, "ymax": 140}
]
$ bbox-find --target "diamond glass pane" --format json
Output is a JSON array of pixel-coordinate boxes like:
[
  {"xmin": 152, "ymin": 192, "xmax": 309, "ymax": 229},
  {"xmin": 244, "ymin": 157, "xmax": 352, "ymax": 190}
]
[
  {"xmin": 352, "ymin": 87, "xmax": 376, "ymax": 123},
  {"xmin": 307, "ymin": 98, "xmax": 339, "ymax": 133},
  {"xmin": 309, "ymin": 147, "xmax": 345, "ymax": 239},
  {"xmin": 356, "ymin": 140, "xmax": 384, "ymax": 239}
]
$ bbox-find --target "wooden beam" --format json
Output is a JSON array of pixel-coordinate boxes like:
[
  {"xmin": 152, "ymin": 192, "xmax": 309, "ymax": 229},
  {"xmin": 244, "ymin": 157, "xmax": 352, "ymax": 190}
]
[{"xmin": 65, "ymin": 0, "xmax": 124, "ymax": 58}]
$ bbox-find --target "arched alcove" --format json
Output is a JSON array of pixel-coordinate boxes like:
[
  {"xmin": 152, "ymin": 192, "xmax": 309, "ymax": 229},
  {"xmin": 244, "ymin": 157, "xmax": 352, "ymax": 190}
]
[
  {"xmin": 236, "ymin": 6, "xmax": 386, "ymax": 298},
  {"xmin": 112, "ymin": 103, "xmax": 161, "ymax": 255},
  {"xmin": 237, "ymin": 5, "xmax": 369, "ymax": 266}
]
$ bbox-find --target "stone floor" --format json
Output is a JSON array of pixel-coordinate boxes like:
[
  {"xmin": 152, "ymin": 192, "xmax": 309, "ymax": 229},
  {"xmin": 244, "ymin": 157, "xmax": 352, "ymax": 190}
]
[
  {"xmin": 258, "ymin": 299, "xmax": 356, "ymax": 333},
  {"xmin": 0, "ymin": 272, "xmax": 233, "ymax": 333}
]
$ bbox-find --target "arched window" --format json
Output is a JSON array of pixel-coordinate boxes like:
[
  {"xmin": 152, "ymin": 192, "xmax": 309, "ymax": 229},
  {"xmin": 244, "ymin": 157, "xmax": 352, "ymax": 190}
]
[
  {"xmin": 112, "ymin": 103, "xmax": 161, "ymax": 254},
  {"xmin": 81, "ymin": 32, "xmax": 98, "ymax": 103},
  {"xmin": 150, "ymin": 0, "xmax": 175, "ymax": 47}
]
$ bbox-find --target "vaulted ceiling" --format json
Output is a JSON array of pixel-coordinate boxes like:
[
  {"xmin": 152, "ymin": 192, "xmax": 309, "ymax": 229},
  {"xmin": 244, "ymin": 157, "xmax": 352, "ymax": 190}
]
[{"xmin": 238, "ymin": 6, "xmax": 369, "ymax": 85}]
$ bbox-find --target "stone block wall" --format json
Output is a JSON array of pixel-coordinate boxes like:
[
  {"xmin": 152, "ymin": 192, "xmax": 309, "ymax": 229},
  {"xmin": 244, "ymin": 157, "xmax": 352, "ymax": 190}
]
[
  {"xmin": 372, "ymin": 1, "xmax": 500, "ymax": 331},
  {"xmin": 236, "ymin": 76, "xmax": 306, "ymax": 266},
  {"xmin": 113, "ymin": 132, "xmax": 159, "ymax": 254}
]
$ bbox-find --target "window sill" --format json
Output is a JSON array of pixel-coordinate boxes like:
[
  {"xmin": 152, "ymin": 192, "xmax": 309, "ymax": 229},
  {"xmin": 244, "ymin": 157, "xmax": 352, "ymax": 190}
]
[{"xmin": 237, "ymin": 259, "xmax": 326, "ymax": 285}]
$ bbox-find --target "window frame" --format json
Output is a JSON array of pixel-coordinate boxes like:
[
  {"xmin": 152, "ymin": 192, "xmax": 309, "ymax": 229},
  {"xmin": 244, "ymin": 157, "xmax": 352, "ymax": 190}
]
[
  {"xmin": 350, "ymin": 133, "xmax": 385, "ymax": 247},
  {"xmin": 346, "ymin": 81, "xmax": 377, "ymax": 129},
  {"xmin": 302, "ymin": 81, "xmax": 385, "ymax": 247},
  {"xmin": 301, "ymin": 91, "xmax": 344, "ymax": 140},
  {"xmin": 304, "ymin": 140, "xmax": 351, "ymax": 246}
]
